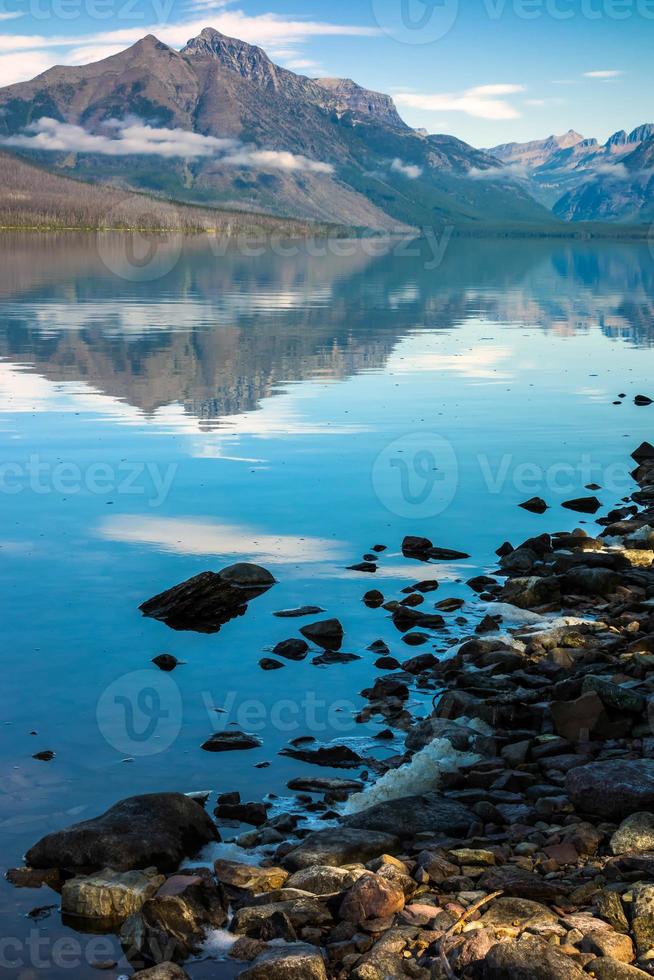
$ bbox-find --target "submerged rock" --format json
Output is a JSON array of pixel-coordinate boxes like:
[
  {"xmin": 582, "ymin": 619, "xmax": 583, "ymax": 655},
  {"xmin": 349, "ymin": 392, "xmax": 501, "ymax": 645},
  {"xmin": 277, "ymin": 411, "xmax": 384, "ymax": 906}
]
[
  {"xmin": 201, "ymin": 732, "xmax": 262, "ymax": 753},
  {"xmin": 139, "ymin": 563, "xmax": 275, "ymax": 633},
  {"xmin": 273, "ymin": 638, "xmax": 309, "ymax": 661},
  {"xmin": 273, "ymin": 606, "xmax": 325, "ymax": 618},
  {"xmin": 279, "ymin": 743, "xmax": 362, "ymax": 768},
  {"xmin": 519, "ymin": 496, "xmax": 548, "ymax": 514},
  {"xmin": 299, "ymin": 618, "xmax": 344, "ymax": 650},
  {"xmin": 562, "ymin": 495, "xmax": 602, "ymax": 514},
  {"xmin": 25, "ymin": 793, "xmax": 218, "ymax": 873}
]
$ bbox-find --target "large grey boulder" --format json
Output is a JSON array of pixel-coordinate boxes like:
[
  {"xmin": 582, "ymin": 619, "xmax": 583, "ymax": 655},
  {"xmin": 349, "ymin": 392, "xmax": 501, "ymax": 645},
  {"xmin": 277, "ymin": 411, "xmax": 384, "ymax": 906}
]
[
  {"xmin": 341, "ymin": 792, "xmax": 475, "ymax": 838},
  {"xmin": 281, "ymin": 828, "xmax": 399, "ymax": 871},
  {"xmin": 481, "ymin": 936, "xmax": 586, "ymax": 978},
  {"xmin": 237, "ymin": 943, "xmax": 327, "ymax": 979},
  {"xmin": 26, "ymin": 793, "xmax": 218, "ymax": 872},
  {"xmin": 610, "ymin": 812, "xmax": 654, "ymax": 855},
  {"xmin": 140, "ymin": 563, "xmax": 275, "ymax": 633},
  {"xmin": 62, "ymin": 867, "xmax": 164, "ymax": 921},
  {"xmin": 566, "ymin": 760, "xmax": 654, "ymax": 821}
]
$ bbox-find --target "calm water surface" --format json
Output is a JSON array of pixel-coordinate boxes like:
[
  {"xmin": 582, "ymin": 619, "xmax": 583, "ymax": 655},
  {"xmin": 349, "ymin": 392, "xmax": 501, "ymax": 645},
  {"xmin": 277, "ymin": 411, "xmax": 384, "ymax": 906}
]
[{"xmin": 0, "ymin": 233, "xmax": 653, "ymax": 976}]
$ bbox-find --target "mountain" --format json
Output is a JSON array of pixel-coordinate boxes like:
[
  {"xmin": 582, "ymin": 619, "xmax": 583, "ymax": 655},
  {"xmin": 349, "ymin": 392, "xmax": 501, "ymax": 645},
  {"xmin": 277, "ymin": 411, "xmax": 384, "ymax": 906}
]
[
  {"xmin": 0, "ymin": 28, "xmax": 555, "ymax": 231},
  {"xmin": 554, "ymin": 136, "xmax": 654, "ymax": 222},
  {"xmin": 488, "ymin": 124, "xmax": 654, "ymax": 220},
  {"xmin": 489, "ymin": 130, "xmax": 585, "ymax": 169}
]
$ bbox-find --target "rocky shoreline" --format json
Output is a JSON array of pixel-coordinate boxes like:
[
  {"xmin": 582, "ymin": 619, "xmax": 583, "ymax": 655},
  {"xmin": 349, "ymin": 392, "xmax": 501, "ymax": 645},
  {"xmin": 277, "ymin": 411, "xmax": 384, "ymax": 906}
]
[{"xmin": 8, "ymin": 440, "xmax": 654, "ymax": 979}]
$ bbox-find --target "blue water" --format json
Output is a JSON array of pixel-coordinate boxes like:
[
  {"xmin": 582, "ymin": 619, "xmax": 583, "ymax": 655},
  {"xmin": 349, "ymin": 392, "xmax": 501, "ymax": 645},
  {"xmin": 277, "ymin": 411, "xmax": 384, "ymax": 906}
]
[{"xmin": 0, "ymin": 232, "xmax": 653, "ymax": 975}]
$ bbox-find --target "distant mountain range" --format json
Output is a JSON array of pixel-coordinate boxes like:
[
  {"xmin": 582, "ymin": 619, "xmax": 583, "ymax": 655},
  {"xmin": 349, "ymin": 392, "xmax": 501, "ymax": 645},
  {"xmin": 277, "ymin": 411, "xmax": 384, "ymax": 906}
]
[
  {"xmin": 487, "ymin": 125, "xmax": 654, "ymax": 221},
  {"xmin": 0, "ymin": 28, "xmax": 650, "ymax": 230}
]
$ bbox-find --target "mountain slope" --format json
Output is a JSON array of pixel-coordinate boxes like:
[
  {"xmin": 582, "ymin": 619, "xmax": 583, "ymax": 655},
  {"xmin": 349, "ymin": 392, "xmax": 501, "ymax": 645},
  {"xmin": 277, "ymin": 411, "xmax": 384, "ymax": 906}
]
[
  {"xmin": 488, "ymin": 125, "xmax": 654, "ymax": 219},
  {"xmin": 0, "ymin": 29, "xmax": 556, "ymax": 231},
  {"xmin": 554, "ymin": 136, "xmax": 654, "ymax": 222},
  {"xmin": 0, "ymin": 147, "xmax": 332, "ymax": 233}
]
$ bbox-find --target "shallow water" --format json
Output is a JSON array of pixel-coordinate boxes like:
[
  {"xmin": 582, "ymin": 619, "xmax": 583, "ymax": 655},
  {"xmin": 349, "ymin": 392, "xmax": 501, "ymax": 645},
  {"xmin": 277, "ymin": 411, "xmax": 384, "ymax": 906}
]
[{"xmin": 0, "ymin": 231, "xmax": 653, "ymax": 976}]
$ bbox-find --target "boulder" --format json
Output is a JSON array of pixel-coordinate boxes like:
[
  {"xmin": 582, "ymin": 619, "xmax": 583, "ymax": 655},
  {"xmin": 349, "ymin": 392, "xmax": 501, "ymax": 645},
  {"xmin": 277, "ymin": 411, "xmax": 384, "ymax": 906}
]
[
  {"xmin": 282, "ymin": 828, "xmax": 400, "ymax": 872},
  {"xmin": 631, "ymin": 882, "xmax": 654, "ymax": 955},
  {"xmin": 230, "ymin": 898, "xmax": 331, "ymax": 937},
  {"xmin": 140, "ymin": 564, "xmax": 275, "ymax": 633},
  {"xmin": 481, "ymin": 936, "xmax": 585, "ymax": 978},
  {"xmin": 132, "ymin": 965, "xmax": 189, "ymax": 979},
  {"xmin": 477, "ymin": 865, "xmax": 564, "ymax": 903},
  {"xmin": 566, "ymin": 760, "xmax": 654, "ymax": 820},
  {"xmin": 237, "ymin": 943, "xmax": 327, "ymax": 980},
  {"xmin": 62, "ymin": 868, "xmax": 164, "ymax": 921},
  {"xmin": 501, "ymin": 576, "xmax": 560, "ymax": 609},
  {"xmin": 213, "ymin": 861, "xmax": 289, "ymax": 893},
  {"xmin": 286, "ymin": 865, "xmax": 361, "ymax": 896},
  {"xmin": 611, "ymin": 813, "xmax": 654, "ymax": 855},
  {"xmin": 137, "ymin": 874, "xmax": 227, "ymax": 956},
  {"xmin": 25, "ymin": 794, "xmax": 218, "ymax": 872},
  {"xmin": 585, "ymin": 959, "xmax": 652, "ymax": 979},
  {"xmin": 481, "ymin": 897, "xmax": 559, "ymax": 931},
  {"xmin": 342, "ymin": 792, "xmax": 474, "ymax": 838},
  {"xmin": 338, "ymin": 873, "xmax": 404, "ymax": 925}
]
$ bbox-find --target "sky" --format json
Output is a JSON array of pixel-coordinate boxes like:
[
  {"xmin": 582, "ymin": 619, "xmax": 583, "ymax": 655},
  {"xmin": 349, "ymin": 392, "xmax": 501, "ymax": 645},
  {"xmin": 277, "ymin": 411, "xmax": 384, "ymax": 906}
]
[{"xmin": 0, "ymin": 0, "xmax": 652, "ymax": 147}]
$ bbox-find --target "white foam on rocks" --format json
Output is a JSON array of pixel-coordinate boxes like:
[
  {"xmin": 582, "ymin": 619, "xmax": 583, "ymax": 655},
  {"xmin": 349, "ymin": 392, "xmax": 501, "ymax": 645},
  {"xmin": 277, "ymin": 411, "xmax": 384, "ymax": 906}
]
[{"xmin": 343, "ymin": 735, "xmax": 482, "ymax": 814}]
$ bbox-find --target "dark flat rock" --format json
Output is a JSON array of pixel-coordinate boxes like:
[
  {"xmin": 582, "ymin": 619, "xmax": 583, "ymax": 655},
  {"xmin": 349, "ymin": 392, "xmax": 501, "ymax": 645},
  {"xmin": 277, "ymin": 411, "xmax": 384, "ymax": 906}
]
[
  {"xmin": 140, "ymin": 563, "xmax": 275, "ymax": 633},
  {"xmin": 281, "ymin": 828, "xmax": 400, "ymax": 871},
  {"xmin": 341, "ymin": 792, "xmax": 475, "ymax": 838},
  {"xmin": 566, "ymin": 759, "xmax": 654, "ymax": 820},
  {"xmin": 299, "ymin": 619, "xmax": 344, "ymax": 651},
  {"xmin": 279, "ymin": 744, "xmax": 363, "ymax": 768},
  {"xmin": 202, "ymin": 732, "xmax": 262, "ymax": 753},
  {"xmin": 25, "ymin": 793, "xmax": 218, "ymax": 872},
  {"xmin": 273, "ymin": 606, "xmax": 325, "ymax": 618},
  {"xmin": 562, "ymin": 496, "xmax": 602, "ymax": 514},
  {"xmin": 287, "ymin": 777, "xmax": 364, "ymax": 793}
]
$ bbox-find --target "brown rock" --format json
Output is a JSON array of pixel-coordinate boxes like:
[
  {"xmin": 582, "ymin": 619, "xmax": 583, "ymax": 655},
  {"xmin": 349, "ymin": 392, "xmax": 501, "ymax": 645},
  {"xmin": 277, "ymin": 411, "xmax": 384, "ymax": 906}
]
[{"xmin": 339, "ymin": 873, "xmax": 405, "ymax": 925}]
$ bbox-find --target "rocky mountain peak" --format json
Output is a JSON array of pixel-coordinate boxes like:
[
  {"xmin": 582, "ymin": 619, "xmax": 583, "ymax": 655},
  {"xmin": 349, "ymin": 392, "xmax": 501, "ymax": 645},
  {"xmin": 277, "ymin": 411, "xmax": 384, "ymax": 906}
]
[
  {"xmin": 557, "ymin": 129, "xmax": 584, "ymax": 148},
  {"xmin": 182, "ymin": 27, "xmax": 278, "ymax": 82},
  {"xmin": 606, "ymin": 129, "xmax": 628, "ymax": 147},
  {"xmin": 314, "ymin": 77, "xmax": 407, "ymax": 129},
  {"xmin": 628, "ymin": 123, "xmax": 654, "ymax": 144}
]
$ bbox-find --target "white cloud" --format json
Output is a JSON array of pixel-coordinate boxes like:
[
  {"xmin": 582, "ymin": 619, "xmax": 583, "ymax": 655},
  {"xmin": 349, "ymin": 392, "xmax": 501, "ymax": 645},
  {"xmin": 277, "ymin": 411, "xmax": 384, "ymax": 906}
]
[
  {"xmin": 5, "ymin": 117, "xmax": 238, "ymax": 158},
  {"xmin": 390, "ymin": 158, "xmax": 422, "ymax": 179},
  {"xmin": 3, "ymin": 117, "xmax": 334, "ymax": 172},
  {"xmin": 0, "ymin": 50, "xmax": 57, "ymax": 86},
  {"xmin": 583, "ymin": 70, "xmax": 623, "ymax": 79},
  {"xmin": 0, "ymin": 10, "xmax": 378, "ymax": 84},
  {"xmin": 98, "ymin": 515, "xmax": 345, "ymax": 565},
  {"xmin": 0, "ymin": 11, "xmax": 23, "ymax": 19},
  {"xmin": 395, "ymin": 84, "xmax": 525, "ymax": 121}
]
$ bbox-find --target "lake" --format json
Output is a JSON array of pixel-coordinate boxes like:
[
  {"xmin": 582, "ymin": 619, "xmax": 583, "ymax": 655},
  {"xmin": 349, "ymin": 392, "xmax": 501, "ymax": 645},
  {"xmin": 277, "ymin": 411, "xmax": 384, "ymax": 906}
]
[{"xmin": 0, "ymin": 231, "xmax": 653, "ymax": 976}]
